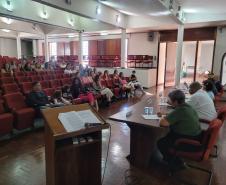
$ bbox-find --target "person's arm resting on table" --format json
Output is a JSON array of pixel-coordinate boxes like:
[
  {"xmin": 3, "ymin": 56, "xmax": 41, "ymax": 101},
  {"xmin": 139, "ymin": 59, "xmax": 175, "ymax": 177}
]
[{"xmin": 160, "ymin": 109, "xmax": 177, "ymax": 127}]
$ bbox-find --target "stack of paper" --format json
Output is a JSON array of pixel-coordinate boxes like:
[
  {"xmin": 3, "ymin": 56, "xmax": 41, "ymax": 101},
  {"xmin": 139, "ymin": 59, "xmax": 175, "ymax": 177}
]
[{"xmin": 142, "ymin": 114, "xmax": 161, "ymax": 120}]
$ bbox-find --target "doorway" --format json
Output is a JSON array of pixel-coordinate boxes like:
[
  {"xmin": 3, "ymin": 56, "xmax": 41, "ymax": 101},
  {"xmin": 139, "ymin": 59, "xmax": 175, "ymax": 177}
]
[
  {"xmin": 164, "ymin": 42, "xmax": 177, "ymax": 87},
  {"xmin": 157, "ymin": 40, "xmax": 215, "ymax": 87}
]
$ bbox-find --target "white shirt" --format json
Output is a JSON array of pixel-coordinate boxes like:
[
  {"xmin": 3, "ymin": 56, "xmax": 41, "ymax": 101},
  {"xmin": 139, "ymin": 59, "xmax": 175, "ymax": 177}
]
[{"xmin": 187, "ymin": 89, "xmax": 217, "ymax": 121}]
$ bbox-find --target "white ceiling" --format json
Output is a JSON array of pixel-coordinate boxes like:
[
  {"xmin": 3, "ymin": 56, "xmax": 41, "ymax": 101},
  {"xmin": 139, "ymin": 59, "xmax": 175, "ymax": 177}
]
[
  {"xmin": 179, "ymin": 0, "xmax": 226, "ymax": 14},
  {"xmin": 100, "ymin": 0, "xmax": 167, "ymax": 16}
]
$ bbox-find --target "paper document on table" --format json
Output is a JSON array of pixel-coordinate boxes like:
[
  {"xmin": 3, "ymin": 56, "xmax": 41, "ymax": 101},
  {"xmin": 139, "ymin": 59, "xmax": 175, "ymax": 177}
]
[
  {"xmin": 58, "ymin": 111, "xmax": 84, "ymax": 132},
  {"xmin": 76, "ymin": 110, "xmax": 102, "ymax": 124},
  {"xmin": 159, "ymin": 102, "xmax": 172, "ymax": 106},
  {"xmin": 142, "ymin": 114, "xmax": 161, "ymax": 120},
  {"xmin": 58, "ymin": 110, "xmax": 102, "ymax": 132}
]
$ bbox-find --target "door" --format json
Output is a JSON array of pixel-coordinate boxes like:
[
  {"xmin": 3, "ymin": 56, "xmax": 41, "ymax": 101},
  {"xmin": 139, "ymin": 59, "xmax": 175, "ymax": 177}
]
[
  {"xmin": 165, "ymin": 42, "xmax": 177, "ymax": 87},
  {"xmin": 157, "ymin": 42, "xmax": 166, "ymax": 85}
]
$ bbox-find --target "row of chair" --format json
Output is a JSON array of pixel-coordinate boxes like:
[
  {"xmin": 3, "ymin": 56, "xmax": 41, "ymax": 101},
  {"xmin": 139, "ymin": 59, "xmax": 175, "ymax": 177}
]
[
  {"xmin": 1, "ymin": 78, "xmax": 72, "ymax": 96},
  {"xmin": 0, "ymin": 93, "xmax": 36, "ymax": 135}
]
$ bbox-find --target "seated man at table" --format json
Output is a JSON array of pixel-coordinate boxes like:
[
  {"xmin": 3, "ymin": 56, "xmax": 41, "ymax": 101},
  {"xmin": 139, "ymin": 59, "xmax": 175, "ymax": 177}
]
[
  {"xmin": 187, "ymin": 81, "xmax": 217, "ymax": 122},
  {"xmin": 27, "ymin": 81, "xmax": 50, "ymax": 109},
  {"xmin": 157, "ymin": 90, "xmax": 202, "ymax": 171}
]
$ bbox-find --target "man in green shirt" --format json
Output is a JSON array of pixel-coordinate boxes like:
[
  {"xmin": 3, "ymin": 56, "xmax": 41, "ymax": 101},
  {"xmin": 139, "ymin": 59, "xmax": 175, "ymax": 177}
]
[{"xmin": 157, "ymin": 90, "xmax": 201, "ymax": 170}]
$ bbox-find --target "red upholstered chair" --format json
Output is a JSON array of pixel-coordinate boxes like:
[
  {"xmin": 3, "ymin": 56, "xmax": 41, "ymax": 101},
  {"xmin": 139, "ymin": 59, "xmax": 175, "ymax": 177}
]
[
  {"xmin": 0, "ymin": 77, "xmax": 14, "ymax": 85},
  {"xmin": 0, "ymin": 72, "xmax": 12, "ymax": 78},
  {"xmin": 0, "ymin": 101, "xmax": 13, "ymax": 136},
  {"xmin": 63, "ymin": 74, "xmax": 70, "ymax": 79},
  {"xmin": 3, "ymin": 92, "xmax": 35, "ymax": 130},
  {"xmin": 21, "ymin": 82, "xmax": 33, "ymax": 95},
  {"xmin": 42, "ymin": 75, "xmax": 52, "ymax": 81},
  {"xmin": 217, "ymin": 105, "xmax": 226, "ymax": 123},
  {"xmin": 14, "ymin": 71, "xmax": 25, "ymax": 77},
  {"xmin": 40, "ymin": 81, "xmax": 50, "ymax": 90},
  {"xmin": 25, "ymin": 71, "xmax": 36, "ymax": 76},
  {"xmin": 43, "ymin": 88, "xmax": 55, "ymax": 97},
  {"xmin": 2, "ymin": 83, "xmax": 20, "ymax": 94},
  {"xmin": 30, "ymin": 75, "xmax": 42, "ymax": 82},
  {"xmin": 169, "ymin": 119, "xmax": 223, "ymax": 185},
  {"xmin": 60, "ymin": 78, "xmax": 72, "ymax": 87},
  {"xmin": 106, "ymin": 79, "xmax": 114, "ymax": 89},
  {"xmin": 16, "ymin": 76, "xmax": 31, "ymax": 84},
  {"xmin": 37, "ymin": 71, "xmax": 46, "ymax": 76},
  {"xmin": 50, "ymin": 79, "xmax": 62, "ymax": 90},
  {"xmin": 100, "ymin": 80, "xmax": 107, "ymax": 88},
  {"xmin": 55, "ymin": 74, "xmax": 63, "ymax": 79}
]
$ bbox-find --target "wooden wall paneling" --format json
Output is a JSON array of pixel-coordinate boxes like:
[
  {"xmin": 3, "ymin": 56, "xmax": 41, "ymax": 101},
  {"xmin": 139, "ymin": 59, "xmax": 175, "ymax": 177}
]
[
  {"xmin": 160, "ymin": 27, "xmax": 217, "ymax": 42},
  {"xmin": 88, "ymin": 40, "xmax": 98, "ymax": 55},
  {"xmin": 57, "ymin": 42, "xmax": 65, "ymax": 56},
  {"xmin": 64, "ymin": 42, "xmax": 70, "ymax": 56},
  {"xmin": 70, "ymin": 41, "xmax": 78, "ymax": 55}
]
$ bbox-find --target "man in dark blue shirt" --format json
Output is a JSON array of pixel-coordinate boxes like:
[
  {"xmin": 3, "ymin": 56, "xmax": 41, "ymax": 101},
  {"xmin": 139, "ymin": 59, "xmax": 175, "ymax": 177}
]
[{"xmin": 27, "ymin": 82, "xmax": 49, "ymax": 109}]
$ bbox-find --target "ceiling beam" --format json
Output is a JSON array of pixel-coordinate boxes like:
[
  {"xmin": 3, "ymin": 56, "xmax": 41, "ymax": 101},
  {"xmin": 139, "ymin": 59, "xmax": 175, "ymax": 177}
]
[
  {"xmin": 0, "ymin": 0, "xmax": 116, "ymax": 33},
  {"xmin": 32, "ymin": 0, "xmax": 126, "ymax": 28},
  {"xmin": 157, "ymin": 0, "xmax": 184, "ymax": 24}
]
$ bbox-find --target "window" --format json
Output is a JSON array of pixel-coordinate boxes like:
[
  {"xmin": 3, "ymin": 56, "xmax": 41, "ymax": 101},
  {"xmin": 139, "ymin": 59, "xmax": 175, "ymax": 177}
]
[
  {"xmin": 82, "ymin": 41, "xmax": 89, "ymax": 66},
  {"xmin": 49, "ymin": 42, "xmax": 57, "ymax": 59}
]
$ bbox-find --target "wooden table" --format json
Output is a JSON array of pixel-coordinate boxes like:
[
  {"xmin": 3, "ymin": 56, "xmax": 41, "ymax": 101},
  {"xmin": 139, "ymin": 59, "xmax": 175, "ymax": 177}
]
[
  {"xmin": 109, "ymin": 95, "xmax": 208, "ymax": 169},
  {"xmin": 42, "ymin": 103, "xmax": 109, "ymax": 185}
]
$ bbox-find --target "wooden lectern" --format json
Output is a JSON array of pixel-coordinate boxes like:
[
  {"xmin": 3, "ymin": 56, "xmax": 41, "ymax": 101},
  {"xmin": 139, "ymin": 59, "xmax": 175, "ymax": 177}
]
[{"xmin": 42, "ymin": 103, "xmax": 109, "ymax": 185}]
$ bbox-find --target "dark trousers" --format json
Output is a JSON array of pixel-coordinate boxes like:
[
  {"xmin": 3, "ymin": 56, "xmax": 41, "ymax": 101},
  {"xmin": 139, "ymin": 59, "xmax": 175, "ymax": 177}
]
[{"xmin": 157, "ymin": 131, "xmax": 201, "ymax": 162}]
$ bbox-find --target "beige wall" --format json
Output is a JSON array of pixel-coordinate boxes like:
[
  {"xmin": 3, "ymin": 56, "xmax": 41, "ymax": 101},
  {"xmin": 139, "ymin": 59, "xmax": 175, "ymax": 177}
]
[
  {"xmin": 213, "ymin": 27, "xmax": 226, "ymax": 76},
  {"xmin": 0, "ymin": 37, "xmax": 17, "ymax": 57},
  {"xmin": 128, "ymin": 32, "xmax": 159, "ymax": 57}
]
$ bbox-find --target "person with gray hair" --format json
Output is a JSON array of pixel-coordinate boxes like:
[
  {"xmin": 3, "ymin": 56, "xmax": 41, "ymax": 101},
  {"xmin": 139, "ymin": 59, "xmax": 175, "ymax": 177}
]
[
  {"xmin": 157, "ymin": 90, "xmax": 201, "ymax": 171},
  {"xmin": 187, "ymin": 81, "xmax": 217, "ymax": 121}
]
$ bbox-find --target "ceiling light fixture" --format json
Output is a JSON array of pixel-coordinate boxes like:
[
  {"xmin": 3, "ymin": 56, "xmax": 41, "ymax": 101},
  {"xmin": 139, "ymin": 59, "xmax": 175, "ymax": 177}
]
[
  {"xmin": 40, "ymin": 6, "xmax": 48, "ymax": 20},
  {"xmin": 1, "ymin": 17, "xmax": 13, "ymax": 24},
  {"xmin": 149, "ymin": 11, "xmax": 171, "ymax": 16},
  {"xmin": 68, "ymin": 34, "xmax": 75, "ymax": 38},
  {"xmin": 68, "ymin": 18, "xmax": 74, "ymax": 26},
  {"xmin": 1, "ymin": 29, "xmax": 11, "ymax": 32},
  {"xmin": 3, "ymin": 0, "xmax": 13, "ymax": 11},
  {"xmin": 100, "ymin": 32, "xmax": 108, "ymax": 36},
  {"xmin": 96, "ymin": 5, "xmax": 101, "ymax": 15},
  {"xmin": 169, "ymin": 0, "xmax": 174, "ymax": 11},
  {"xmin": 116, "ymin": 15, "xmax": 121, "ymax": 23}
]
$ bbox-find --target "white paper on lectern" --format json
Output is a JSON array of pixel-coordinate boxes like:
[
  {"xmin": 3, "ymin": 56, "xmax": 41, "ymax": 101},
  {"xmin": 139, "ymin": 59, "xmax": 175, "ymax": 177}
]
[
  {"xmin": 142, "ymin": 114, "xmax": 161, "ymax": 120},
  {"xmin": 58, "ymin": 110, "xmax": 102, "ymax": 132},
  {"xmin": 76, "ymin": 110, "xmax": 101, "ymax": 124}
]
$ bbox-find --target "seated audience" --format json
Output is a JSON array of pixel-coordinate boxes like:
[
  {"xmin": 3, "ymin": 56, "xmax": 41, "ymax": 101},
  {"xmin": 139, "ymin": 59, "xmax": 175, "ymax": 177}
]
[
  {"xmin": 52, "ymin": 90, "xmax": 71, "ymax": 106},
  {"xmin": 93, "ymin": 74, "xmax": 113, "ymax": 105},
  {"xmin": 208, "ymin": 73, "xmax": 223, "ymax": 93},
  {"xmin": 102, "ymin": 70, "xmax": 110, "ymax": 81},
  {"xmin": 119, "ymin": 72, "xmax": 131, "ymax": 97},
  {"xmin": 34, "ymin": 62, "xmax": 43, "ymax": 72},
  {"xmin": 89, "ymin": 70, "xmax": 96, "ymax": 81},
  {"xmin": 157, "ymin": 90, "xmax": 202, "ymax": 171},
  {"xmin": 24, "ymin": 62, "xmax": 33, "ymax": 72},
  {"xmin": 203, "ymin": 80, "xmax": 215, "ymax": 100},
  {"xmin": 64, "ymin": 63, "xmax": 73, "ymax": 74},
  {"xmin": 11, "ymin": 61, "xmax": 18, "ymax": 71},
  {"xmin": 206, "ymin": 72, "xmax": 218, "ymax": 95},
  {"xmin": 1, "ymin": 63, "xmax": 12, "ymax": 74},
  {"xmin": 128, "ymin": 71, "xmax": 145, "ymax": 94},
  {"xmin": 27, "ymin": 82, "xmax": 50, "ymax": 109},
  {"xmin": 71, "ymin": 72, "xmax": 97, "ymax": 108},
  {"xmin": 187, "ymin": 82, "xmax": 217, "ymax": 121},
  {"xmin": 112, "ymin": 69, "xmax": 120, "ymax": 87}
]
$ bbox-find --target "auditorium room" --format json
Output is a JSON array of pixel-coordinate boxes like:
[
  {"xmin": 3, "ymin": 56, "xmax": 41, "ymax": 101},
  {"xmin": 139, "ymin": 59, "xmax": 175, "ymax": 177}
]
[{"xmin": 1, "ymin": 0, "xmax": 226, "ymax": 185}]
